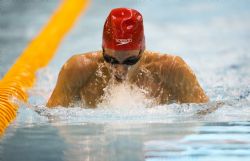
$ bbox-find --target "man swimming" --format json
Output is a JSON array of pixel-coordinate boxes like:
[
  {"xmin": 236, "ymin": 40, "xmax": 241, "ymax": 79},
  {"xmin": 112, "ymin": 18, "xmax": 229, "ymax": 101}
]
[{"xmin": 47, "ymin": 8, "xmax": 208, "ymax": 108}]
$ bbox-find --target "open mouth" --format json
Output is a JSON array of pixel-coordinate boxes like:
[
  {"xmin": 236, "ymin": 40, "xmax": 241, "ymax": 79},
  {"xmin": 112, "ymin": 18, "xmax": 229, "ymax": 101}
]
[{"xmin": 114, "ymin": 75, "xmax": 124, "ymax": 82}]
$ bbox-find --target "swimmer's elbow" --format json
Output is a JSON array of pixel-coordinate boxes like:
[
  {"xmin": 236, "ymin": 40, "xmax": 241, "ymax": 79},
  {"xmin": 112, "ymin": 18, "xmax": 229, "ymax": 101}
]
[
  {"xmin": 191, "ymin": 88, "xmax": 209, "ymax": 104},
  {"xmin": 197, "ymin": 93, "xmax": 209, "ymax": 103},
  {"xmin": 46, "ymin": 98, "xmax": 57, "ymax": 108},
  {"xmin": 46, "ymin": 87, "xmax": 70, "ymax": 108},
  {"xmin": 46, "ymin": 100, "xmax": 55, "ymax": 108},
  {"xmin": 179, "ymin": 93, "xmax": 209, "ymax": 104},
  {"xmin": 46, "ymin": 95, "xmax": 62, "ymax": 108},
  {"xmin": 46, "ymin": 97, "xmax": 70, "ymax": 108}
]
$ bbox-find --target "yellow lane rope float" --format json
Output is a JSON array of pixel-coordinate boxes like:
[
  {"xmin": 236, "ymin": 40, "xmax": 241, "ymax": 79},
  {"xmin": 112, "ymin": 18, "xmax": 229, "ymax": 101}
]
[{"xmin": 0, "ymin": 0, "xmax": 90, "ymax": 134}]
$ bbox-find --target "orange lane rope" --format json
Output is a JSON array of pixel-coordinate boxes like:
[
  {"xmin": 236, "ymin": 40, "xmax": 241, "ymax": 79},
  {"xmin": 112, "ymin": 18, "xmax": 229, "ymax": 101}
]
[{"xmin": 0, "ymin": 0, "xmax": 90, "ymax": 134}]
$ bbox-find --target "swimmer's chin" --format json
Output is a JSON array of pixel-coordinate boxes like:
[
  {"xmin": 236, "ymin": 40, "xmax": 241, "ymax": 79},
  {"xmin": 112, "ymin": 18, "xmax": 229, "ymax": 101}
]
[{"xmin": 114, "ymin": 75, "xmax": 126, "ymax": 83}]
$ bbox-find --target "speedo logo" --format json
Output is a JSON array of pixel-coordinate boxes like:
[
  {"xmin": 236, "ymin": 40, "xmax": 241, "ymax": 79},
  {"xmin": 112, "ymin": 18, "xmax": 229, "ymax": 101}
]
[{"xmin": 116, "ymin": 38, "xmax": 132, "ymax": 46}]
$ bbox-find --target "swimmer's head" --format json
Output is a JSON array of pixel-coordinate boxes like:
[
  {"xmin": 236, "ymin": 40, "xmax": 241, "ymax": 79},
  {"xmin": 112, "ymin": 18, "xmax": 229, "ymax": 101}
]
[
  {"xmin": 102, "ymin": 8, "xmax": 145, "ymax": 82},
  {"xmin": 102, "ymin": 8, "xmax": 145, "ymax": 51}
]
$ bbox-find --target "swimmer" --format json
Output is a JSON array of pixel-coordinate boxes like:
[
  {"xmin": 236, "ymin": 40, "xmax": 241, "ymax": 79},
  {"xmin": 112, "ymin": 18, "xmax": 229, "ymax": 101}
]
[{"xmin": 47, "ymin": 8, "xmax": 209, "ymax": 108}]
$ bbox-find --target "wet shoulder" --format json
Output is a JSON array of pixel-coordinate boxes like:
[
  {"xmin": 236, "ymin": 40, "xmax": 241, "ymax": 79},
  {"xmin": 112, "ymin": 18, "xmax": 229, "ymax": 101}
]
[
  {"xmin": 62, "ymin": 51, "xmax": 103, "ymax": 72},
  {"xmin": 141, "ymin": 51, "xmax": 184, "ymax": 66},
  {"xmin": 81, "ymin": 51, "xmax": 103, "ymax": 62}
]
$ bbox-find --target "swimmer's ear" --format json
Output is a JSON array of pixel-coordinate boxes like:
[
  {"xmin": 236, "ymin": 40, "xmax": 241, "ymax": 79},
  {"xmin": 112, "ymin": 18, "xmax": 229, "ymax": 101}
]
[
  {"xmin": 102, "ymin": 47, "xmax": 105, "ymax": 58},
  {"xmin": 139, "ymin": 49, "xmax": 144, "ymax": 57},
  {"xmin": 102, "ymin": 47, "xmax": 105, "ymax": 53}
]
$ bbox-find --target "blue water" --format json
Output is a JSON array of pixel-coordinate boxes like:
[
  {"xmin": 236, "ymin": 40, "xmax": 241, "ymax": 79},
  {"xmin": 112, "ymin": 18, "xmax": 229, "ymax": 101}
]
[{"xmin": 1, "ymin": 0, "xmax": 250, "ymax": 161}]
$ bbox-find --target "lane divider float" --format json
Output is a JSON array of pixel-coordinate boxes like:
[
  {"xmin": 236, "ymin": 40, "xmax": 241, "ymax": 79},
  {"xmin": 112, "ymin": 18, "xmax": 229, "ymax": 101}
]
[{"xmin": 0, "ymin": 0, "xmax": 90, "ymax": 134}]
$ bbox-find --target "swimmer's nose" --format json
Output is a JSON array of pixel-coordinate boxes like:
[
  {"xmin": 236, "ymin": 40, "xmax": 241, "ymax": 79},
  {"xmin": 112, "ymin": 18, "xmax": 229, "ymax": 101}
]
[
  {"xmin": 115, "ymin": 64, "xmax": 128, "ymax": 71},
  {"xmin": 114, "ymin": 64, "xmax": 128, "ymax": 79}
]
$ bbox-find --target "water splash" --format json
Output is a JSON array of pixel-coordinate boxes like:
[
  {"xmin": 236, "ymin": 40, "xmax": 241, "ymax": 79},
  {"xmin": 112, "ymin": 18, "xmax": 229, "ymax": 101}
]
[{"xmin": 98, "ymin": 80, "xmax": 155, "ymax": 109}]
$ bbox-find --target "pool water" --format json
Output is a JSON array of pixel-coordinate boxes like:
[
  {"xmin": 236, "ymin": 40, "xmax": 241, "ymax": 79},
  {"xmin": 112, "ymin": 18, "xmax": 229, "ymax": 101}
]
[
  {"xmin": 1, "ymin": 0, "xmax": 250, "ymax": 161},
  {"xmin": 1, "ymin": 122, "xmax": 250, "ymax": 161}
]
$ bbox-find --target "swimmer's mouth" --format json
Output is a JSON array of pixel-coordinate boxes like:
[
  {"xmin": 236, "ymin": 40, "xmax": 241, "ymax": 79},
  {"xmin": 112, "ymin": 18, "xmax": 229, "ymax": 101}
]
[{"xmin": 114, "ymin": 75, "xmax": 124, "ymax": 82}]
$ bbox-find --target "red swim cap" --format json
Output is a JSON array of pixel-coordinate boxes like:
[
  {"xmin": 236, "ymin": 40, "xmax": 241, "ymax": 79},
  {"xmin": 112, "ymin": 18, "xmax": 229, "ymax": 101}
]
[{"xmin": 102, "ymin": 8, "xmax": 145, "ymax": 51}]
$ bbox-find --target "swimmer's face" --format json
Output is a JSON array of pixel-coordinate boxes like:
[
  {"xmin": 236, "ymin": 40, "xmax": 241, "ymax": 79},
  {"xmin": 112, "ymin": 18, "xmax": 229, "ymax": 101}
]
[{"xmin": 103, "ymin": 48, "xmax": 142, "ymax": 82}]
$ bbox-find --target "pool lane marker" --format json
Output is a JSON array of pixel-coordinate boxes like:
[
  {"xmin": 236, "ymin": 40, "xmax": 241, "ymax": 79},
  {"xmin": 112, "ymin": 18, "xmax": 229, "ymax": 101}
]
[{"xmin": 0, "ymin": 0, "xmax": 90, "ymax": 134}]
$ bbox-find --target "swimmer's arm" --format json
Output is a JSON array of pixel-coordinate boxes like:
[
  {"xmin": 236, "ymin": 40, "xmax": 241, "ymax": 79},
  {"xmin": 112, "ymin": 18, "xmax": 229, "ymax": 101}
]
[
  {"xmin": 46, "ymin": 69, "xmax": 72, "ymax": 108},
  {"xmin": 166, "ymin": 56, "xmax": 209, "ymax": 103},
  {"xmin": 46, "ymin": 55, "xmax": 90, "ymax": 107}
]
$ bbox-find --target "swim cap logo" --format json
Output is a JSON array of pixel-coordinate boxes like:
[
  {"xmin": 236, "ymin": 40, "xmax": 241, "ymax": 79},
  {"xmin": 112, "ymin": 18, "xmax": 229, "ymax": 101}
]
[{"xmin": 116, "ymin": 39, "xmax": 132, "ymax": 46}]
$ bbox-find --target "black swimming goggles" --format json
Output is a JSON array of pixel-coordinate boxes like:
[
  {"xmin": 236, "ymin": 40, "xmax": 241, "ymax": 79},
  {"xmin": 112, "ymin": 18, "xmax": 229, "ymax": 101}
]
[{"xmin": 102, "ymin": 50, "xmax": 142, "ymax": 65}]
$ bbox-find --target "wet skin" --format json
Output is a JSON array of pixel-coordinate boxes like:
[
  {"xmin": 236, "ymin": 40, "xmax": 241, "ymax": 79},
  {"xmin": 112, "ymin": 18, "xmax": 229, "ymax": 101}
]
[{"xmin": 47, "ymin": 50, "xmax": 209, "ymax": 108}]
